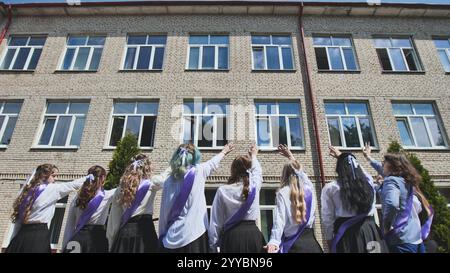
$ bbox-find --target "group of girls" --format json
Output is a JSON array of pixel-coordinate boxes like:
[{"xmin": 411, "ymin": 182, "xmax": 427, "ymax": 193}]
[{"xmin": 4, "ymin": 140, "xmax": 433, "ymax": 253}]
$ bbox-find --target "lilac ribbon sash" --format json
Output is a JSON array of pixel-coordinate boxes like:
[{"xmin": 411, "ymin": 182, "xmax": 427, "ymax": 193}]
[
  {"xmin": 223, "ymin": 184, "xmax": 257, "ymax": 232},
  {"xmin": 160, "ymin": 167, "xmax": 196, "ymax": 240},
  {"xmin": 18, "ymin": 183, "xmax": 48, "ymax": 222},
  {"xmin": 120, "ymin": 179, "xmax": 152, "ymax": 227},
  {"xmin": 73, "ymin": 189, "xmax": 105, "ymax": 237},
  {"xmin": 280, "ymin": 182, "xmax": 313, "ymax": 253},
  {"xmin": 421, "ymin": 206, "xmax": 434, "ymax": 240}
]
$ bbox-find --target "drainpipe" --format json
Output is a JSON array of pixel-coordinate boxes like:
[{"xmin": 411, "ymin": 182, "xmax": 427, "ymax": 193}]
[
  {"xmin": 298, "ymin": 2, "xmax": 326, "ymax": 187},
  {"xmin": 0, "ymin": 4, "xmax": 12, "ymax": 46}
]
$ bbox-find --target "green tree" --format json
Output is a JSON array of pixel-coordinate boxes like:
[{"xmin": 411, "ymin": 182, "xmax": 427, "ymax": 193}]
[
  {"xmin": 104, "ymin": 133, "xmax": 140, "ymax": 190},
  {"xmin": 388, "ymin": 140, "xmax": 450, "ymax": 252}
]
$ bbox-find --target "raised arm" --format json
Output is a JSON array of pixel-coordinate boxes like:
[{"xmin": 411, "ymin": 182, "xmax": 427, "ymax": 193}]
[
  {"xmin": 53, "ymin": 177, "xmax": 86, "ymax": 201},
  {"xmin": 197, "ymin": 143, "xmax": 235, "ymax": 178},
  {"xmin": 248, "ymin": 144, "xmax": 262, "ymax": 189},
  {"xmin": 362, "ymin": 142, "xmax": 385, "ymax": 176},
  {"xmin": 150, "ymin": 167, "xmax": 172, "ymax": 192}
]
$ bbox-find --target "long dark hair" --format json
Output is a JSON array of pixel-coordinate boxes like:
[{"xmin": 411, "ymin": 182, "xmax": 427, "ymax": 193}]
[
  {"xmin": 228, "ymin": 155, "xmax": 252, "ymax": 200},
  {"xmin": 76, "ymin": 165, "xmax": 107, "ymax": 210},
  {"xmin": 336, "ymin": 153, "xmax": 374, "ymax": 214}
]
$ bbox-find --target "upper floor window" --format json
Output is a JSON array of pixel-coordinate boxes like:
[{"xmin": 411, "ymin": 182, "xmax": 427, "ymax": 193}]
[
  {"xmin": 182, "ymin": 100, "xmax": 229, "ymax": 148},
  {"xmin": 313, "ymin": 35, "xmax": 358, "ymax": 71},
  {"xmin": 0, "ymin": 101, "xmax": 22, "ymax": 147},
  {"xmin": 255, "ymin": 100, "xmax": 304, "ymax": 149},
  {"xmin": 373, "ymin": 36, "xmax": 422, "ymax": 72},
  {"xmin": 433, "ymin": 38, "xmax": 450, "ymax": 72},
  {"xmin": 393, "ymin": 102, "xmax": 447, "ymax": 149},
  {"xmin": 60, "ymin": 35, "xmax": 105, "ymax": 71},
  {"xmin": 325, "ymin": 102, "xmax": 377, "ymax": 149},
  {"xmin": 123, "ymin": 35, "xmax": 167, "ymax": 70},
  {"xmin": 251, "ymin": 35, "xmax": 294, "ymax": 70},
  {"xmin": 36, "ymin": 101, "xmax": 89, "ymax": 148},
  {"xmin": 108, "ymin": 101, "xmax": 159, "ymax": 148},
  {"xmin": 0, "ymin": 35, "xmax": 46, "ymax": 70},
  {"xmin": 187, "ymin": 35, "xmax": 229, "ymax": 70}
]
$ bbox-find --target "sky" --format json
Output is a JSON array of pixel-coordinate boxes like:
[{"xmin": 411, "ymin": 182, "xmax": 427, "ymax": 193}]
[{"xmin": 2, "ymin": 0, "xmax": 450, "ymax": 5}]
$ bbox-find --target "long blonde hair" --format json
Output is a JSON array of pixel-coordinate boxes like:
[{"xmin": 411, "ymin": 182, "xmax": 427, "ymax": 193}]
[
  {"xmin": 280, "ymin": 160, "xmax": 306, "ymax": 224},
  {"xmin": 119, "ymin": 154, "xmax": 153, "ymax": 208},
  {"xmin": 11, "ymin": 164, "xmax": 58, "ymax": 223}
]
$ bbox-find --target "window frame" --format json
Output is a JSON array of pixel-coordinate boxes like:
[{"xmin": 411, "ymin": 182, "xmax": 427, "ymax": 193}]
[
  {"xmin": 324, "ymin": 101, "xmax": 378, "ymax": 150},
  {"xmin": 254, "ymin": 100, "xmax": 305, "ymax": 151},
  {"xmin": 393, "ymin": 102, "xmax": 448, "ymax": 149},
  {"xmin": 105, "ymin": 100, "xmax": 159, "ymax": 149},
  {"xmin": 433, "ymin": 37, "xmax": 450, "ymax": 73},
  {"xmin": 58, "ymin": 35, "xmax": 105, "ymax": 71},
  {"xmin": 185, "ymin": 34, "xmax": 229, "ymax": 70},
  {"xmin": 181, "ymin": 100, "xmax": 229, "ymax": 150},
  {"xmin": 251, "ymin": 34, "xmax": 295, "ymax": 71},
  {"xmin": 0, "ymin": 35, "xmax": 46, "ymax": 71},
  {"xmin": 373, "ymin": 36, "xmax": 423, "ymax": 72},
  {"xmin": 121, "ymin": 34, "xmax": 167, "ymax": 71},
  {"xmin": 34, "ymin": 101, "xmax": 89, "ymax": 149},
  {"xmin": 0, "ymin": 101, "xmax": 22, "ymax": 148},
  {"xmin": 312, "ymin": 34, "xmax": 359, "ymax": 71}
]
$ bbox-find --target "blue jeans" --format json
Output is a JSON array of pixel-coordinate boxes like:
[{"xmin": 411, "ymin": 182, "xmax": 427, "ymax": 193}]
[{"xmin": 389, "ymin": 243, "xmax": 426, "ymax": 253}]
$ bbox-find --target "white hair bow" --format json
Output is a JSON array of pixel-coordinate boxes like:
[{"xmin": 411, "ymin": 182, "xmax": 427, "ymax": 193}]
[
  {"xmin": 348, "ymin": 156, "xmax": 359, "ymax": 180},
  {"xmin": 86, "ymin": 174, "xmax": 95, "ymax": 182}
]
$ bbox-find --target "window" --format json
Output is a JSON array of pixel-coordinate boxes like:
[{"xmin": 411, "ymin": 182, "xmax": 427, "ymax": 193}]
[
  {"xmin": 36, "ymin": 101, "xmax": 89, "ymax": 148},
  {"xmin": 0, "ymin": 35, "xmax": 46, "ymax": 70},
  {"xmin": 0, "ymin": 101, "xmax": 22, "ymax": 147},
  {"xmin": 49, "ymin": 195, "xmax": 68, "ymax": 249},
  {"xmin": 59, "ymin": 35, "xmax": 105, "ymax": 71},
  {"xmin": 433, "ymin": 38, "xmax": 450, "ymax": 72},
  {"xmin": 108, "ymin": 101, "xmax": 158, "ymax": 148},
  {"xmin": 373, "ymin": 36, "xmax": 422, "ymax": 72},
  {"xmin": 260, "ymin": 189, "xmax": 276, "ymax": 243},
  {"xmin": 325, "ymin": 102, "xmax": 377, "ymax": 149},
  {"xmin": 393, "ymin": 102, "xmax": 447, "ymax": 148},
  {"xmin": 251, "ymin": 35, "xmax": 294, "ymax": 70},
  {"xmin": 187, "ymin": 35, "xmax": 229, "ymax": 70},
  {"xmin": 182, "ymin": 100, "xmax": 228, "ymax": 148},
  {"xmin": 122, "ymin": 35, "xmax": 167, "ymax": 70},
  {"xmin": 313, "ymin": 35, "xmax": 358, "ymax": 71},
  {"xmin": 255, "ymin": 100, "xmax": 304, "ymax": 149}
]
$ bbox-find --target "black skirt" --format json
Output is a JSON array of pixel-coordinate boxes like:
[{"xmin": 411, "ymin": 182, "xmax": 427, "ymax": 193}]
[
  {"xmin": 110, "ymin": 214, "xmax": 158, "ymax": 253},
  {"xmin": 333, "ymin": 216, "xmax": 383, "ymax": 253},
  {"xmin": 64, "ymin": 225, "xmax": 108, "ymax": 253},
  {"xmin": 5, "ymin": 223, "xmax": 51, "ymax": 253},
  {"xmin": 288, "ymin": 228, "xmax": 323, "ymax": 253},
  {"xmin": 220, "ymin": 220, "xmax": 266, "ymax": 253},
  {"xmin": 161, "ymin": 232, "xmax": 210, "ymax": 253}
]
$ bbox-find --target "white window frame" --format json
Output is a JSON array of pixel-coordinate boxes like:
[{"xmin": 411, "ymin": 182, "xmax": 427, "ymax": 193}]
[
  {"xmin": 121, "ymin": 35, "xmax": 166, "ymax": 70},
  {"xmin": 325, "ymin": 102, "xmax": 378, "ymax": 150},
  {"xmin": 186, "ymin": 34, "xmax": 229, "ymax": 70},
  {"xmin": 0, "ymin": 101, "xmax": 21, "ymax": 148},
  {"xmin": 433, "ymin": 37, "xmax": 450, "ymax": 72},
  {"xmin": 0, "ymin": 35, "xmax": 45, "ymax": 71},
  {"xmin": 254, "ymin": 100, "xmax": 305, "ymax": 151},
  {"xmin": 251, "ymin": 34, "xmax": 295, "ymax": 71},
  {"xmin": 181, "ymin": 100, "xmax": 229, "ymax": 150},
  {"xmin": 34, "ymin": 101, "xmax": 88, "ymax": 149},
  {"xmin": 313, "ymin": 35, "xmax": 359, "ymax": 71},
  {"xmin": 58, "ymin": 35, "xmax": 105, "ymax": 71},
  {"xmin": 105, "ymin": 101, "xmax": 159, "ymax": 149},
  {"xmin": 374, "ymin": 36, "xmax": 422, "ymax": 72},
  {"xmin": 393, "ymin": 103, "xmax": 448, "ymax": 149}
]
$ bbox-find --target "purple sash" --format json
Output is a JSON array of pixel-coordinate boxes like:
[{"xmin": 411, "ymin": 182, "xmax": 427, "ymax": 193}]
[
  {"xmin": 120, "ymin": 179, "xmax": 152, "ymax": 228},
  {"xmin": 223, "ymin": 183, "xmax": 257, "ymax": 232},
  {"xmin": 72, "ymin": 189, "xmax": 105, "ymax": 237},
  {"xmin": 160, "ymin": 167, "xmax": 196, "ymax": 240},
  {"xmin": 421, "ymin": 206, "xmax": 433, "ymax": 240},
  {"xmin": 280, "ymin": 181, "xmax": 313, "ymax": 253},
  {"xmin": 18, "ymin": 183, "xmax": 48, "ymax": 223}
]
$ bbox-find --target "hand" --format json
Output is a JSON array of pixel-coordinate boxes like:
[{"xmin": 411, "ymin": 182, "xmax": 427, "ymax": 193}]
[
  {"xmin": 328, "ymin": 145, "xmax": 342, "ymax": 159},
  {"xmin": 264, "ymin": 244, "xmax": 279, "ymax": 253},
  {"xmin": 362, "ymin": 142, "xmax": 372, "ymax": 160},
  {"xmin": 277, "ymin": 144, "xmax": 294, "ymax": 160},
  {"xmin": 248, "ymin": 143, "xmax": 258, "ymax": 157},
  {"xmin": 375, "ymin": 175, "xmax": 384, "ymax": 186},
  {"xmin": 221, "ymin": 142, "xmax": 235, "ymax": 156}
]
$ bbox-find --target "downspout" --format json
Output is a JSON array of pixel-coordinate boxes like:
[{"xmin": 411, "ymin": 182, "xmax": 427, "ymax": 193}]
[
  {"xmin": 0, "ymin": 4, "xmax": 12, "ymax": 46},
  {"xmin": 298, "ymin": 2, "xmax": 326, "ymax": 187}
]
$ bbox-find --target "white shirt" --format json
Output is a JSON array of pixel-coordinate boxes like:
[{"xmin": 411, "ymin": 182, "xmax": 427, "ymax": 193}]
[
  {"xmin": 62, "ymin": 188, "xmax": 116, "ymax": 248},
  {"xmin": 268, "ymin": 170, "xmax": 317, "ymax": 247},
  {"xmin": 208, "ymin": 155, "xmax": 262, "ymax": 252},
  {"xmin": 106, "ymin": 168, "xmax": 171, "ymax": 250},
  {"xmin": 7, "ymin": 177, "xmax": 86, "ymax": 246},
  {"xmin": 320, "ymin": 172, "xmax": 377, "ymax": 241},
  {"xmin": 159, "ymin": 153, "xmax": 224, "ymax": 249}
]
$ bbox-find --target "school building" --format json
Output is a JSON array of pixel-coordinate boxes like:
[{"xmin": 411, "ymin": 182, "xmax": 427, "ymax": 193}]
[{"xmin": 0, "ymin": 0, "xmax": 449, "ymax": 252}]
